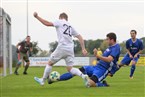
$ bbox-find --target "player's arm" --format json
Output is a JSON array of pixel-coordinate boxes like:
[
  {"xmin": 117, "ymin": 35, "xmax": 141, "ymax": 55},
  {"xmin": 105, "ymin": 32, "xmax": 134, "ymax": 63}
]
[
  {"xmin": 29, "ymin": 43, "xmax": 33, "ymax": 52},
  {"xmin": 16, "ymin": 43, "xmax": 19, "ymax": 49},
  {"xmin": 29, "ymin": 47, "xmax": 33, "ymax": 57},
  {"xmin": 16, "ymin": 42, "xmax": 21, "ymax": 53},
  {"xmin": 126, "ymin": 40, "xmax": 133, "ymax": 58},
  {"xmin": 30, "ymin": 47, "xmax": 33, "ymax": 52},
  {"xmin": 135, "ymin": 50, "xmax": 143, "ymax": 56},
  {"xmin": 33, "ymin": 12, "xmax": 53, "ymax": 26},
  {"xmin": 134, "ymin": 40, "xmax": 144, "ymax": 58},
  {"xmin": 16, "ymin": 42, "xmax": 22, "ymax": 49},
  {"xmin": 97, "ymin": 55, "xmax": 113, "ymax": 63},
  {"xmin": 93, "ymin": 48, "xmax": 114, "ymax": 62},
  {"xmin": 75, "ymin": 35, "xmax": 87, "ymax": 56},
  {"xmin": 126, "ymin": 49, "xmax": 133, "ymax": 57}
]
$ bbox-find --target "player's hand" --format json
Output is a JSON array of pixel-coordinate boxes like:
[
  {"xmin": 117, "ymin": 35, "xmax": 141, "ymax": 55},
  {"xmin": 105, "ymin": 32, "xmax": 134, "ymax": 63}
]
[
  {"xmin": 82, "ymin": 49, "xmax": 88, "ymax": 56},
  {"xmin": 33, "ymin": 12, "xmax": 38, "ymax": 18},
  {"xmin": 134, "ymin": 54, "xmax": 138, "ymax": 58},
  {"xmin": 129, "ymin": 54, "xmax": 133, "ymax": 59},
  {"xmin": 93, "ymin": 48, "xmax": 98, "ymax": 55}
]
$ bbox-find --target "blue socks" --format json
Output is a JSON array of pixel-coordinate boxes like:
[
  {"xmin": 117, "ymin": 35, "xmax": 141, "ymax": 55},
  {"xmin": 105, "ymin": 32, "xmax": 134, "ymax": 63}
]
[
  {"xmin": 96, "ymin": 82, "xmax": 105, "ymax": 87},
  {"xmin": 130, "ymin": 65, "xmax": 136, "ymax": 77},
  {"xmin": 59, "ymin": 72, "xmax": 74, "ymax": 81},
  {"xmin": 96, "ymin": 82, "xmax": 108, "ymax": 87}
]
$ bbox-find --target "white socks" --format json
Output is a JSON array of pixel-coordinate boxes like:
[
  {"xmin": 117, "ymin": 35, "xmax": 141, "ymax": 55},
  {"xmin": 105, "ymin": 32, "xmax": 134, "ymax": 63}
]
[
  {"xmin": 42, "ymin": 65, "xmax": 52, "ymax": 81},
  {"xmin": 42, "ymin": 66, "xmax": 85, "ymax": 82},
  {"xmin": 70, "ymin": 67, "xmax": 86, "ymax": 79}
]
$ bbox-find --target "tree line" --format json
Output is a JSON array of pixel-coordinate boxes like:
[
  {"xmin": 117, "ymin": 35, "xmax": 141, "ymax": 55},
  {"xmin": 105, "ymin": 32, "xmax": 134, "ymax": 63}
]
[
  {"xmin": 12, "ymin": 37, "xmax": 145, "ymax": 66},
  {"xmin": 49, "ymin": 37, "xmax": 145, "ymax": 55}
]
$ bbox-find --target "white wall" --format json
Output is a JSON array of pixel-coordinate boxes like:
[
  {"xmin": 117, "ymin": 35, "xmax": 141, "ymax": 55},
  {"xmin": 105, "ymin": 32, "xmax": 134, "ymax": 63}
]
[{"xmin": 29, "ymin": 57, "xmax": 90, "ymax": 66}]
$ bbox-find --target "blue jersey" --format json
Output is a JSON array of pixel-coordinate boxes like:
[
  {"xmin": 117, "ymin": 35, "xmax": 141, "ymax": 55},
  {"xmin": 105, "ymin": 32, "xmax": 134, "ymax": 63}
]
[
  {"xmin": 98, "ymin": 43, "xmax": 120, "ymax": 69},
  {"xmin": 126, "ymin": 38, "xmax": 144, "ymax": 56}
]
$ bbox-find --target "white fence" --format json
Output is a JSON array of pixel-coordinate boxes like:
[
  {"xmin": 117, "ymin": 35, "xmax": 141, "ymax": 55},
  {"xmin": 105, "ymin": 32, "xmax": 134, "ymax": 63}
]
[{"xmin": 29, "ymin": 57, "xmax": 90, "ymax": 66}]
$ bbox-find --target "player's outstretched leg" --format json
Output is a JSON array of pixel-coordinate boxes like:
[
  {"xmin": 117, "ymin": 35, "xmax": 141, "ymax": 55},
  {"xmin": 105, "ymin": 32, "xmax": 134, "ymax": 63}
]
[
  {"xmin": 34, "ymin": 77, "xmax": 45, "ymax": 86},
  {"xmin": 48, "ymin": 66, "xmax": 89, "ymax": 84},
  {"xmin": 108, "ymin": 64, "xmax": 120, "ymax": 77},
  {"xmin": 83, "ymin": 75, "xmax": 90, "ymax": 88},
  {"xmin": 48, "ymin": 72, "xmax": 74, "ymax": 84},
  {"xmin": 65, "ymin": 66, "xmax": 90, "ymax": 87},
  {"xmin": 60, "ymin": 72, "xmax": 74, "ymax": 81},
  {"xmin": 34, "ymin": 62, "xmax": 53, "ymax": 86}
]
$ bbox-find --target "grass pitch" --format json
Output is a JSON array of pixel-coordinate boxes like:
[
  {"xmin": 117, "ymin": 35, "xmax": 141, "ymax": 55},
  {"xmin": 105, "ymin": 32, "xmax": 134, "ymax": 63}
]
[{"xmin": 0, "ymin": 66, "xmax": 145, "ymax": 97}]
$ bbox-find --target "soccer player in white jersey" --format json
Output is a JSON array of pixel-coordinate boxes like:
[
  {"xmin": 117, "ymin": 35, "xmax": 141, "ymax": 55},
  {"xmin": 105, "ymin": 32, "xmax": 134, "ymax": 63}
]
[{"xmin": 33, "ymin": 12, "xmax": 88, "ymax": 86}]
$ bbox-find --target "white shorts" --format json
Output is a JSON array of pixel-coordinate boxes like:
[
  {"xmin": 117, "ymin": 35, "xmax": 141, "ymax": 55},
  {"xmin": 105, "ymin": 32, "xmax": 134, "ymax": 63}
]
[{"xmin": 49, "ymin": 46, "xmax": 74, "ymax": 66}]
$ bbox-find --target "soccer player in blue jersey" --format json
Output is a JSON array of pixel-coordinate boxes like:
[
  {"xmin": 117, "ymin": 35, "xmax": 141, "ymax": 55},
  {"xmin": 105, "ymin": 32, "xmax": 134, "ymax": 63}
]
[
  {"xmin": 83, "ymin": 32, "xmax": 120, "ymax": 87},
  {"xmin": 48, "ymin": 32, "xmax": 121, "ymax": 87},
  {"xmin": 119, "ymin": 30, "xmax": 144, "ymax": 79}
]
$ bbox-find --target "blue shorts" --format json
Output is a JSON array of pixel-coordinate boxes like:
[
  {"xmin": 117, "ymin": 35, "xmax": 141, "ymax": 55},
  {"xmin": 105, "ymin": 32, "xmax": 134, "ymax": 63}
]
[
  {"xmin": 82, "ymin": 65, "xmax": 94, "ymax": 77},
  {"xmin": 83, "ymin": 65, "xmax": 109, "ymax": 82},
  {"xmin": 97, "ymin": 58, "xmax": 100, "ymax": 61},
  {"xmin": 121, "ymin": 54, "xmax": 139, "ymax": 65}
]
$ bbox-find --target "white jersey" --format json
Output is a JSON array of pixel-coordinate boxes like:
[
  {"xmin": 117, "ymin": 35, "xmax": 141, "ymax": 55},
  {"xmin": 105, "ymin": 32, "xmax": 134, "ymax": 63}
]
[{"xmin": 52, "ymin": 19, "xmax": 79, "ymax": 48}]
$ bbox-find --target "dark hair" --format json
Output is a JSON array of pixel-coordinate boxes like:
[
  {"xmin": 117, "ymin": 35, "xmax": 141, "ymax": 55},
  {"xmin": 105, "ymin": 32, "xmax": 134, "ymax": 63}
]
[
  {"xmin": 106, "ymin": 32, "xmax": 117, "ymax": 42},
  {"xmin": 59, "ymin": 12, "xmax": 68, "ymax": 21},
  {"xmin": 130, "ymin": 30, "xmax": 137, "ymax": 34},
  {"xmin": 26, "ymin": 36, "xmax": 30, "ymax": 38}
]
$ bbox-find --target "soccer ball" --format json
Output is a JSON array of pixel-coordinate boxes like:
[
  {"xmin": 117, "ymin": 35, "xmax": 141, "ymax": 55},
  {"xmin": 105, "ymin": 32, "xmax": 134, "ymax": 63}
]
[{"xmin": 49, "ymin": 71, "xmax": 60, "ymax": 81}]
